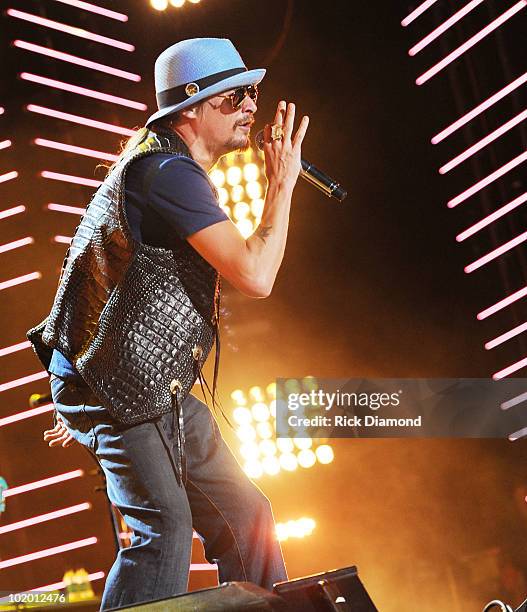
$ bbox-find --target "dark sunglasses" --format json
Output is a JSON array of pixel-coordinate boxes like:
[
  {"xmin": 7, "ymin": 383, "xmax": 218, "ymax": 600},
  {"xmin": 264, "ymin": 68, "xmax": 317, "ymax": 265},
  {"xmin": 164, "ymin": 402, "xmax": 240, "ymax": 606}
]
[{"xmin": 226, "ymin": 85, "xmax": 258, "ymax": 110}]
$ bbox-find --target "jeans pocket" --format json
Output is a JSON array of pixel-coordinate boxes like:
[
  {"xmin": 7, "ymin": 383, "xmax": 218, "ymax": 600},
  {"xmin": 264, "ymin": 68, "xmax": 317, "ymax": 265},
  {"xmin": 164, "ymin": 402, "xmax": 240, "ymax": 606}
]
[{"xmin": 50, "ymin": 377, "xmax": 96, "ymax": 451}]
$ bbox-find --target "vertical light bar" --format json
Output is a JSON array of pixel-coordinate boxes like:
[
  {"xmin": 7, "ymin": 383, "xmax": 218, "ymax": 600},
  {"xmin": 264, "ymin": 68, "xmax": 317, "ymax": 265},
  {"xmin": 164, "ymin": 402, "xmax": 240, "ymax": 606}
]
[
  {"xmin": 20, "ymin": 73, "xmax": 147, "ymax": 110},
  {"xmin": 465, "ymin": 231, "xmax": 527, "ymax": 273},
  {"xmin": 0, "ymin": 237, "xmax": 34, "ymax": 254},
  {"xmin": 416, "ymin": 1, "xmax": 527, "ymax": 85},
  {"xmin": 0, "ymin": 503, "xmax": 92, "ymax": 535},
  {"xmin": 6, "ymin": 9, "xmax": 134, "ymax": 51},
  {"xmin": 485, "ymin": 322, "xmax": 527, "ymax": 350},
  {"xmin": 448, "ymin": 150, "xmax": 527, "ymax": 208},
  {"xmin": 432, "ymin": 72, "xmax": 527, "ymax": 143},
  {"xmin": 0, "ymin": 537, "xmax": 98, "ymax": 569},
  {"xmin": 439, "ymin": 109, "xmax": 527, "ymax": 174},
  {"xmin": 0, "ymin": 205, "xmax": 26, "ymax": 220},
  {"xmin": 456, "ymin": 192, "xmax": 527, "ymax": 242},
  {"xmin": 41, "ymin": 171, "xmax": 102, "ymax": 188},
  {"xmin": 401, "ymin": 0, "xmax": 440, "ymax": 27},
  {"xmin": 3, "ymin": 470, "xmax": 85, "ymax": 498},
  {"xmin": 13, "ymin": 41, "xmax": 141, "ymax": 81},
  {"xmin": 26, "ymin": 105, "xmax": 135, "ymax": 136},
  {"xmin": 52, "ymin": 0, "xmax": 128, "ymax": 21},
  {"xmin": 409, "ymin": 0, "xmax": 486, "ymax": 56},
  {"xmin": 0, "ymin": 272, "xmax": 41, "ymax": 292},
  {"xmin": 493, "ymin": 356, "xmax": 527, "ymax": 379},
  {"xmin": 477, "ymin": 285, "xmax": 527, "ymax": 320}
]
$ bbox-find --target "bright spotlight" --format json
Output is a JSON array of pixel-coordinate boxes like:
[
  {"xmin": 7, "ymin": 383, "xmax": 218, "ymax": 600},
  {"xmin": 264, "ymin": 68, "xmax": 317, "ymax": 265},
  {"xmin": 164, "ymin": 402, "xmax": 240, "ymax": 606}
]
[
  {"xmin": 297, "ymin": 449, "xmax": 316, "ymax": 468},
  {"xmin": 233, "ymin": 406, "xmax": 252, "ymax": 425},
  {"xmin": 279, "ymin": 453, "xmax": 298, "ymax": 471},
  {"xmin": 315, "ymin": 444, "xmax": 334, "ymax": 464},
  {"xmin": 151, "ymin": 0, "xmax": 168, "ymax": 9},
  {"xmin": 262, "ymin": 455, "xmax": 280, "ymax": 476},
  {"xmin": 276, "ymin": 517, "xmax": 316, "ymax": 541}
]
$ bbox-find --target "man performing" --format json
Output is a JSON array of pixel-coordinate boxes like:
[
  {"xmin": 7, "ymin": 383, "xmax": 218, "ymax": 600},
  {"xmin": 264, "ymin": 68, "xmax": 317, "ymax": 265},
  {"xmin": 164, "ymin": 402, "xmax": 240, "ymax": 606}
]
[{"xmin": 26, "ymin": 38, "xmax": 309, "ymax": 609}]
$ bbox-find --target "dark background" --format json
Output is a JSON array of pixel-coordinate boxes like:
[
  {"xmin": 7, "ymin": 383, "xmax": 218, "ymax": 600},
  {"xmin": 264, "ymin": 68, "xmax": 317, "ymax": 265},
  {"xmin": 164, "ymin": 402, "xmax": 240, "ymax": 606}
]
[{"xmin": 1, "ymin": 1, "xmax": 527, "ymax": 609}]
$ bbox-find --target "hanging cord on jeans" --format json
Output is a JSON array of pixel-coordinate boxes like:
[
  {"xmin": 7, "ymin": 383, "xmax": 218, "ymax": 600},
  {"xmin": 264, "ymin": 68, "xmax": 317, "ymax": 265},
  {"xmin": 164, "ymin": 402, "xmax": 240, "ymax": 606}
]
[{"xmin": 169, "ymin": 379, "xmax": 185, "ymax": 486}]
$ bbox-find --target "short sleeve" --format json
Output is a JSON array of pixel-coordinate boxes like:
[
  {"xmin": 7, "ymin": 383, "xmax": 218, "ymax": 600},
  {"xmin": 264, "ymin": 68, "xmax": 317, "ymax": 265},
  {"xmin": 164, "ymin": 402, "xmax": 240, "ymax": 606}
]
[{"xmin": 146, "ymin": 156, "xmax": 229, "ymax": 239}]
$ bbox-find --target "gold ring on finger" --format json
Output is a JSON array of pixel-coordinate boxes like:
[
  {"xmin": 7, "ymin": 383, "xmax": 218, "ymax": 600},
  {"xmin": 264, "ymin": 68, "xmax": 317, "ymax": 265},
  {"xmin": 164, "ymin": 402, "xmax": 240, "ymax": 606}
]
[{"xmin": 270, "ymin": 123, "xmax": 284, "ymax": 141}]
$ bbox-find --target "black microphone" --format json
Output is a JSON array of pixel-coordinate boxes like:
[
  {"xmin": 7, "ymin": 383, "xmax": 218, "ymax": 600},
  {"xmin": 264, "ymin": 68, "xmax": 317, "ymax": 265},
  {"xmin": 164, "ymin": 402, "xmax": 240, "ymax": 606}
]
[
  {"xmin": 255, "ymin": 130, "xmax": 348, "ymax": 202},
  {"xmin": 29, "ymin": 392, "xmax": 53, "ymax": 408}
]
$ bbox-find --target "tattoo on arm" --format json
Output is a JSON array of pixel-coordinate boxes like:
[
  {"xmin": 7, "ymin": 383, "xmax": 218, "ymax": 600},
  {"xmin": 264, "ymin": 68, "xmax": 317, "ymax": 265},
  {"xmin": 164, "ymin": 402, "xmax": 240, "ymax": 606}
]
[{"xmin": 255, "ymin": 224, "xmax": 272, "ymax": 243}]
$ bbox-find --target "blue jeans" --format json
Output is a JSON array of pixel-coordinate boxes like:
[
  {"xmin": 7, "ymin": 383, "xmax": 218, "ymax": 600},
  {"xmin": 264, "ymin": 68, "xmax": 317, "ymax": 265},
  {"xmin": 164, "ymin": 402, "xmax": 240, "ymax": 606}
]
[{"xmin": 49, "ymin": 374, "xmax": 287, "ymax": 610}]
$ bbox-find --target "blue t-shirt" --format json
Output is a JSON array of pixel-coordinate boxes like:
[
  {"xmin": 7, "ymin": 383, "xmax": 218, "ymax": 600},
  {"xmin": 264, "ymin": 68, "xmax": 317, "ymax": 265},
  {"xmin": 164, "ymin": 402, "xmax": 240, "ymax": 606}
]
[{"xmin": 49, "ymin": 154, "xmax": 228, "ymax": 378}]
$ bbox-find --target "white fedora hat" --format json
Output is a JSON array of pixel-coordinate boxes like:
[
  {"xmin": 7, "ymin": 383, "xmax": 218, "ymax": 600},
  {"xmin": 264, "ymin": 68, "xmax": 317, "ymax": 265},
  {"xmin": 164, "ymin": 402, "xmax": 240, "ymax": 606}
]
[{"xmin": 146, "ymin": 38, "xmax": 266, "ymax": 127}]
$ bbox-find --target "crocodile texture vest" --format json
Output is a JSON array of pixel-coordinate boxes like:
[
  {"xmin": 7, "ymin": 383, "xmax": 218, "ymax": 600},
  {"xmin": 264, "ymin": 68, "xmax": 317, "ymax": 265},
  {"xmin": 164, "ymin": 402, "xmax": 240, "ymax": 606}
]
[{"xmin": 27, "ymin": 129, "xmax": 221, "ymax": 427}]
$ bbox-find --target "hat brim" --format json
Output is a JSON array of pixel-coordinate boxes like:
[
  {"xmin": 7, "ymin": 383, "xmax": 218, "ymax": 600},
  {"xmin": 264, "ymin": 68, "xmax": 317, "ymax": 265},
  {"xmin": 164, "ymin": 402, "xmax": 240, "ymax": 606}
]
[{"xmin": 145, "ymin": 68, "xmax": 266, "ymax": 127}]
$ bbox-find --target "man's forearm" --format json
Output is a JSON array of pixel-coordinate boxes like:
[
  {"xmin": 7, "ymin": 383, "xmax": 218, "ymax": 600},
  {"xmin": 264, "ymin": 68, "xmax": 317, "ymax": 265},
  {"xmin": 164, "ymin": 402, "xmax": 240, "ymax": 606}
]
[{"xmin": 244, "ymin": 180, "xmax": 295, "ymax": 296}]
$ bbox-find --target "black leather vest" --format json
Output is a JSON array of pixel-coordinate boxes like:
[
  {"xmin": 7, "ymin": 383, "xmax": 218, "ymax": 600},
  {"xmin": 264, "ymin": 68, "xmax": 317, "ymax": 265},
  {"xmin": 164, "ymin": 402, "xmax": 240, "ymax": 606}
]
[{"xmin": 27, "ymin": 130, "xmax": 220, "ymax": 426}]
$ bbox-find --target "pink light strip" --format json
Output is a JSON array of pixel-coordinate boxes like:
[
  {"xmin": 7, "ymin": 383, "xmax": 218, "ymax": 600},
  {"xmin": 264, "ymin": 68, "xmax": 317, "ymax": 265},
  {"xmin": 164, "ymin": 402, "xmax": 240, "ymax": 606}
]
[
  {"xmin": 456, "ymin": 192, "xmax": 527, "ymax": 241},
  {"xmin": 401, "ymin": 0, "xmax": 440, "ymax": 26},
  {"xmin": 0, "ymin": 537, "xmax": 97, "ymax": 569},
  {"xmin": 0, "ymin": 271, "xmax": 41, "ymax": 292},
  {"xmin": 409, "ymin": 0, "xmax": 485, "ymax": 56},
  {"xmin": 0, "ymin": 503, "xmax": 91, "ymax": 535},
  {"xmin": 35, "ymin": 138, "xmax": 118, "ymax": 162},
  {"xmin": 190, "ymin": 563, "xmax": 219, "ymax": 571},
  {"xmin": 27, "ymin": 104, "xmax": 135, "ymax": 136},
  {"xmin": 3, "ymin": 470, "xmax": 85, "ymax": 498},
  {"xmin": 432, "ymin": 72, "xmax": 527, "ymax": 144},
  {"xmin": 0, "ymin": 340, "xmax": 31, "ymax": 357},
  {"xmin": 448, "ymin": 150, "xmax": 527, "ymax": 208},
  {"xmin": 502, "ymin": 391, "xmax": 527, "ymax": 411},
  {"xmin": 465, "ymin": 230, "xmax": 527, "ymax": 273},
  {"xmin": 14, "ymin": 41, "xmax": 140, "ymax": 82},
  {"xmin": 493, "ymin": 356, "xmax": 527, "ymax": 380},
  {"xmin": 48, "ymin": 203, "xmax": 86, "ymax": 215},
  {"xmin": 53, "ymin": 0, "xmax": 128, "ymax": 22},
  {"xmin": 21, "ymin": 73, "xmax": 147, "ymax": 111},
  {"xmin": 0, "ymin": 139, "xmax": 12, "ymax": 150},
  {"xmin": 0, "ymin": 205, "xmax": 25, "ymax": 220},
  {"xmin": 0, "ymin": 107, "xmax": 4, "ymax": 115},
  {"xmin": 440, "ymin": 109, "xmax": 527, "ymax": 174},
  {"xmin": 41, "ymin": 171, "xmax": 102, "ymax": 188},
  {"xmin": 0, "ymin": 171, "xmax": 18, "ymax": 184},
  {"xmin": 478, "ymin": 285, "xmax": 527, "ymax": 320},
  {"xmin": 0, "ymin": 370, "xmax": 47, "ymax": 393},
  {"xmin": 54, "ymin": 235, "xmax": 72, "ymax": 245},
  {"xmin": 486, "ymin": 322, "xmax": 527, "ymax": 350},
  {"xmin": 416, "ymin": 1, "xmax": 527, "ymax": 85},
  {"xmin": 0, "ymin": 404, "xmax": 54, "ymax": 428},
  {"xmin": 0, "ymin": 236, "xmax": 34, "ymax": 254},
  {"xmin": 6, "ymin": 9, "xmax": 134, "ymax": 52}
]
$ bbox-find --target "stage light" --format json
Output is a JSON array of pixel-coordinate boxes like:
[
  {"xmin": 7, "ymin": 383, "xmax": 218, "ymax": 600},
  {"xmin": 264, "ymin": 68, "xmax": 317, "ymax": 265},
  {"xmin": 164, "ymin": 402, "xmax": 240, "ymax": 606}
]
[
  {"xmin": 252, "ymin": 402, "xmax": 270, "ymax": 422},
  {"xmin": 243, "ymin": 163, "xmax": 260, "ymax": 182},
  {"xmin": 14, "ymin": 41, "xmax": 141, "ymax": 82},
  {"xmin": 54, "ymin": 235, "xmax": 72, "ymax": 245},
  {"xmin": 260, "ymin": 440, "xmax": 277, "ymax": 456},
  {"xmin": 0, "ymin": 205, "xmax": 25, "ymax": 220},
  {"xmin": 246, "ymin": 181, "xmax": 263, "ymax": 200},
  {"xmin": 226, "ymin": 166, "xmax": 243, "ymax": 186},
  {"xmin": 3, "ymin": 470, "xmax": 84, "ymax": 498},
  {"xmin": 251, "ymin": 198, "xmax": 264, "ymax": 217},
  {"xmin": 0, "ymin": 404, "xmax": 54, "ymax": 428},
  {"xmin": 231, "ymin": 389, "xmax": 247, "ymax": 405},
  {"xmin": 315, "ymin": 444, "xmax": 334, "ymax": 464},
  {"xmin": 151, "ymin": 0, "xmax": 168, "ymax": 8},
  {"xmin": 35, "ymin": 138, "xmax": 118, "ymax": 162},
  {"xmin": 27, "ymin": 104, "xmax": 135, "ymax": 136},
  {"xmin": 416, "ymin": 1, "xmax": 526, "ymax": 85},
  {"xmin": 0, "ymin": 237, "xmax": 34, "ymax": 254},
  {"xmin": 293, "ymin": 437, "xmax": 312, "ymax": 450},
  {"xmin": 47, "ymin": 203, "xmax": 86, "ymax": 215},
  {"xmin": 486, "ymin": 322, "xmax": 527, "ymax": 350},
  {"xmin": 0, "ymin": 370, "xmax": 47, "ymax": 392},
  {"xmin": 448, "ymin": 150, "xmax": 527, "ymax": 208},
  {"xmin": 209, "ymin": 168, "xmax": 225, "ymax": 187},
  {"xmin": 236, "ymin": 219, "xmax": 254, "ymax": 238},
  {"xmin": 0, "ymin": 140, "xmax": 12, "ymax": 151},
  {"xmin": 244, "ymin": 460, "xmax": 263, "ymax": 479},
  {"xmin": 401, "ymin": 0, "xmax": 439, "ymax": 27},
  {"xmin": 276, "ymin": 437, "xmax": 294, "ymax": 453},
  {"xmin": 0, "ymin": 171, "xmax": 18, "ymax": 184},
  {"xmin": 170, "ymin": 0, "xmax": 185, "ymax": 6},
  {"xmin": 0, "ymin": 503, "xmax": 91, "ymax": 535},
  {"xmin": 236, "ymin": 424, "xmax": 256, "ymax": 442},
  {"xmin": 477, "ymin": 285, "xmax": 527, "ymax": 320},
  {"xmin": 0, "ymin": 538, "xmax": 97, "ymax": 570},
  {"xmin": 279, "ymin": 453, "xmax": 298, "ymax": 471},
  {"xmin": 239, "ymin": 442, "xmax": 260, "ymax": 461},
  {"xmin": 262, "ymin": 456, "xmax": 280, "ymax": 476},
  {"xmin": 21, "ymin": 73, "xmax": 147, "ymax": 111},
  {"xmin": 0, "ymin": 272, "xmax": 41, "ymax": 293},
  {"xmin": 276, "ymin": 517, "xmax": 316, "ymax": 541},
  {"xmin": 41, "ymin": 170, "xmax": 101, "ymax": 188},
  {"xmin": 231, "ymin": 185, "xmax": 245, "ymax": 203},
  {"xmin": 256, "ymin": 421, "xmax": 273, "ymax": 439},
  {"xmin": 53, "ymin": 0, "xmax": 128, "ymax": 22},
  {"xmin": 465, "ymin": 231, "xmax": 527, "ymax": 274},
  {"xmin": 456, "ymin": 192, "xmax": 527, "ymax": 242},
  {"xmin": 493, "ymin": 356, "xmax": 527, "ymax": 380},
  {"xmin": 233, "ymin": 406, "xmax": 252, "ymax": 425},
  {"xmin": 0, "ymin": 340, "xmax": 31, "ymax": 357},
  {"xmin": 297, "ymin": 449, "xmax": 317, "ymax": 468},
  {"xmin": 233, "ymin": 201, "xmax": 250, "ymax": 220}
]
